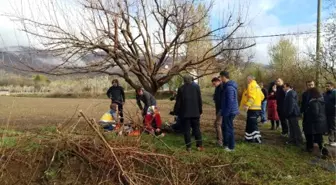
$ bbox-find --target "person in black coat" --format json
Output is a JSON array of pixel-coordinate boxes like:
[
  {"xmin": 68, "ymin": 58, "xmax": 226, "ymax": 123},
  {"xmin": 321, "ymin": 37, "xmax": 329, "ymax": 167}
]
[
  {"xmin": 300, "ymin": 81, "xmax": 315, "ymax": 127},
  {"xmin": 274, "ymin": 78, "xmax": 288, "ymax": 135},
  {"xmin": 174, "ymin": 75, "xmax": 203, "ymax": 152},
  {"xmin": 323, "ymin": 82, "xmax": 336, "ymax": 146},
  {"xmin": 283, "ymin": 83, "xmax": 303, "ymax": 146},
  {"xmin": 304, "ymin": 88, "xmax": 328, "ymax": 152},
  {"xmin": 106, "ymin": 79, "xmax": 125, "ymax": 123}
]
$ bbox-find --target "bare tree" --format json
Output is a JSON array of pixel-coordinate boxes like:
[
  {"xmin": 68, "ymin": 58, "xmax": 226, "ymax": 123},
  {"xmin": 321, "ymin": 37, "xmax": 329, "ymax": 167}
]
[{"xmin": 6, "ymin": 0, "xmax": 255, "ymax": 94}]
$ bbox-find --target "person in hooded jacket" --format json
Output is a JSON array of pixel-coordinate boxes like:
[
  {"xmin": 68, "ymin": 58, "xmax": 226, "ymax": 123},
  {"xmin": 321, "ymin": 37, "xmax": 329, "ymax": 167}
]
[
  {"xmin": 304, "ymin": 87, "xmax": 328, "ymax": 152},
  {"xmin": 220, "ymin": 71, "xmax": 239, "ymax": 151}
]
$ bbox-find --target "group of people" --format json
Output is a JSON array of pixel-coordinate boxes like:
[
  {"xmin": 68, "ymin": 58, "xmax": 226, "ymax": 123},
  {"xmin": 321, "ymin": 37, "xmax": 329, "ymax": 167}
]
[{"xmin": 105, "ymin": 74, "xmax": 336, "ymax": 154}]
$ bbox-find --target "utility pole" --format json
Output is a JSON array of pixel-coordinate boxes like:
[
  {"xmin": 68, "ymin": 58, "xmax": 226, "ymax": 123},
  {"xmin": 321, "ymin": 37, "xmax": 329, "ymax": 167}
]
[{"xmin": 315, "ymin": 0, "xmax": 322, "ymax": 87}]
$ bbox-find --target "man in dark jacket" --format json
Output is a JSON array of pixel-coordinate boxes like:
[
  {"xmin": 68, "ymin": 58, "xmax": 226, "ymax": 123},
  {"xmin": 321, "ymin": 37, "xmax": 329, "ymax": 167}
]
[
  {"xmin": 220, "ymin": 71, "xmax": 239, "ymax": 151},
  {"xmin": 275, "ymin": 78, "xmax": 288, "ymax": 136},
  {"xmin": 324, "ymin": 82, "xmax": 336, "ymax": 147},
  {"xmin": 300, "ymin": 80, "xmax": 315, "ymax": 127},
  {"xmin": 106, "ymin": 79, "xmax": 125, "ymax": 123},
  {"xmin": 136, "ymin": 88, "xmax": 161, "ymax": 134},
  {"xmin": 212, "ymin": 77, "xmax": 223, "ymax": 146},
  {"xmin": 283, "ymin": 83, "xmax": 303, "ymax": 146},
  {"xmin": 260, "ymin": 82, "xmax": 268, "ymax": 124},
  {"xmin": 174, "ymin": 75, "xmax": 203, "ymax": 152}
]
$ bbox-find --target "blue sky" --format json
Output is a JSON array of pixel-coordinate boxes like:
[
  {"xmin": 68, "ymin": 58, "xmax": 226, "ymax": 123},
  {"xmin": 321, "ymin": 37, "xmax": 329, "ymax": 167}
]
[{"xmin": 271, "ymin": 0, "xmax": 318, "ymax": 26}]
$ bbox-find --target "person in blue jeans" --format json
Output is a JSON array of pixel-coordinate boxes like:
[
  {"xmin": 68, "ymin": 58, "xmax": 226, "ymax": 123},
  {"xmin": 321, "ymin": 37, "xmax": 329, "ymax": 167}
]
[
  {"xmin": 220, "ymin": 71, "xmax": 240, "ymax": 152},
  {"xmin": 259, "ymin": 82, "xmax": 268, "ymax": 124}
]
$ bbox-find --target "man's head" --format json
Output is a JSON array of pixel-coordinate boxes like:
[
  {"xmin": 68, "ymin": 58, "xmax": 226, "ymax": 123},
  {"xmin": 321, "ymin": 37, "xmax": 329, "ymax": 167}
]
[
  {"xmin": 112, "ymin": 79, "xmax": 119, "ymax": 87},
  {"xmin": 211, "ymin": 77, "xmax": 221, "ymax": 87},
  {"xmin": 247, "ymin": 75, "xmax": 255, "ymax": 84},
  {"xmin": 220, "ymin": 71, "xmax": 230, "ymax": 83},
  {"xmin": 136, "ymin": 88, "xmax": 144, "ymax": 95},
  {"xmin": 306, "ymin": 80, "xmax": 315, "ymax": 89},
  {"xmin": 183, "ymin": 75, "xmax": 193, "ymax": 84},
  {"xmin": 259, "ymin": 82, "xmax": 264, "ymax": 88},
  {"xmin": 276, "ymin": 78, "xmax": 284, "ymax": 86},
  {"xmin": 283, "ymin": 83, "xmax": 292, "ymax": 92},
  {"xmin": 326, "ymin": 81, "xmax": 335, "ymax": 91},
  {"xmin": 110, "ymin": 103, "xmax": 118, "ymax": 111}
]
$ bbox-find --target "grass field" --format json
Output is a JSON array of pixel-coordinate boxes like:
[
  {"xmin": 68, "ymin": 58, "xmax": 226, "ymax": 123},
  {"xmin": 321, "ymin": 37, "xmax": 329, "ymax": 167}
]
[{"xmin": 0, "ymin": 96, "xmax": 335, "ymax": 185}]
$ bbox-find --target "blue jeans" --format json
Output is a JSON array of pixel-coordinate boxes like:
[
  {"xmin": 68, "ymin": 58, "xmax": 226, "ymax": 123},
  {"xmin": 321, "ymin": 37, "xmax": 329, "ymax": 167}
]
[
  {"xmin": 222, "ymin": 114, "xmax": 236, "ymax": 150},
  {"xmin": 261, "ymin": 101, "xmax": 267, "ymax": 122}
]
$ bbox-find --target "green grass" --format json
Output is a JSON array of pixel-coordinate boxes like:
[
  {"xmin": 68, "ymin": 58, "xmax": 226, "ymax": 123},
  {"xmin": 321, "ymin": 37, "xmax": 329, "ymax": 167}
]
[
  {"xmin": 140, "ymin": 131, "xmax": 336, "ymax": 185},
  {"xmin": 0, "ymin": 137, "xmax": 17, "ymax": 148}
]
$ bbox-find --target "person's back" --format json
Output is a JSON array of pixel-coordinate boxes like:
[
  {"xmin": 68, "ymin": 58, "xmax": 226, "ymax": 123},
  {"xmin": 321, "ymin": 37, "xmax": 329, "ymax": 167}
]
[
  {"xmin": 305, "ymin": 98, "xmax": 327, "ymax": 134},
  {"xmin": 324, "ymin": 89, "xmax": 336, "ymax": 117},
  {"xmin": 177, "ymin": 83, "xmax": 202, "ymax": 118},
  {"xmin": 284, "ymin": 89, "xmax": 300, "ymax": 118}
]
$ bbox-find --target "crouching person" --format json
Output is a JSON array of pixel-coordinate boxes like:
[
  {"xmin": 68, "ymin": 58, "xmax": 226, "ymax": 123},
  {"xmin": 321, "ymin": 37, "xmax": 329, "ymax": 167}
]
[
  {"xmin": 99, "ymin": 103, "xmax": 119, "ymax": 131},
  {"xmin": 174, "ymin": 75, "xmax": 203, "ymax": 152},
  {"xmin": 136, "ymin": 88, "xmax": 163, "ymax": 135}
]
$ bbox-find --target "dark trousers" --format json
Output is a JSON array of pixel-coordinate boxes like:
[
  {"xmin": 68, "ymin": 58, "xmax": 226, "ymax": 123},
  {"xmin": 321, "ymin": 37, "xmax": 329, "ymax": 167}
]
[
  {"xmin": 278, "ymin": 109, "xmax": 288, "ymax": 134},
  {"xmin": 183, "ymin": 117, "xmax": 202, "ymax": 149},
  {"xmin": 245, "ymin": 110, "xmax": 261, "ymax": 143},
  {"xmin": 222, "ymin": 115, "xmax": 236, "ymax": 149},
  {"xmin": 327, "ymin": 116, "xmax": 336, "ymax": 143},
  {"xmin": 305, "ymin": 134, "xmax": 323, "ymax": 150},
  {"xmin": 271, "ymin": 120, "xmax": 280, "ymax": 129},
  {"xmin": 112, "ymin": 101, "xmax": 124, "ymax": 123},
  {"xmin": 287, "ymin": 117, "xmax": 303, "ymax": 144}
]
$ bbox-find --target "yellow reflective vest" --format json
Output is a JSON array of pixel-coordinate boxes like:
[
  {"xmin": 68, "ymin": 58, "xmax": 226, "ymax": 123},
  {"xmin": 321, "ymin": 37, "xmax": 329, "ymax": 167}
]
[{"xmin": 240, "ymin": 80, "xmax": 264, "ymax": 110}]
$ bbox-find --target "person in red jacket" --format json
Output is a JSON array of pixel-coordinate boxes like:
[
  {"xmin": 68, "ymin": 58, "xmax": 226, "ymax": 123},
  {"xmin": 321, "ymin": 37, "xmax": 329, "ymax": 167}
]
[{"xmin": 267, "ymin": 85, "xmax": 280, "ymax": 130}]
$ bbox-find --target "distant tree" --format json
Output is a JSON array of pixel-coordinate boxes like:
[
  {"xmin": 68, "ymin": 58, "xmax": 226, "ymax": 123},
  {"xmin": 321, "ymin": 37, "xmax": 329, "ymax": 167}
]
[{"xmin": 269, "ymin": 38, "xmax": 298, "ymax": 75}]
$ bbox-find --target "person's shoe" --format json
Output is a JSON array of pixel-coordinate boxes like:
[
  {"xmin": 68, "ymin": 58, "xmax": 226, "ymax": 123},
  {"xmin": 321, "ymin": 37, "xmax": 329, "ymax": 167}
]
[
  {"xmin": 186, "ymin": 148, "xmax": 192, "ymax": 153},
  {"xmin": 224, "ymin": 147, "xmax": 233, "ymax": 152},
  {"xmin": 281, "ymin": 133, "xmax": 288, "ymax": 137},
  {"xmin": 330, "ymin": 142, "xmax": 336, "ymax": 147},
  {"xmin": 197, "ymin": 147, "xmax": 204, "ymax": 151}
]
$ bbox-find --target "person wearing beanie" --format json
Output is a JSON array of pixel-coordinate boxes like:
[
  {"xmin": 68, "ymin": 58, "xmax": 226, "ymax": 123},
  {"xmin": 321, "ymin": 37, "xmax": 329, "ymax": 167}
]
[{"xmin": 174, "ymin": 75, "xmax": 203, "ymax": 152}]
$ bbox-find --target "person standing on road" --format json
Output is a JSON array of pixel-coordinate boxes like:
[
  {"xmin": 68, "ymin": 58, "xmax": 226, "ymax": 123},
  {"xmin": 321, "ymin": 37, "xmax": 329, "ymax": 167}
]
[
  {"xmin": 240, "ymin": 75, "xmax": 264, "ymax": 143},
  {"xmin": 174, "ymin": 75, "xmax": 203, "ymax": 152},
  {"xmin": 323, "ymin": 82, "xmax": 336, "ymax": 147},
  {"xmin": 304, "ymin": 87, "xmax": 328, "ymax": 152},
  {"xmin": 259, "ymin": 82, "xmax": 268, "ymax": 124},
  {"xmin": 106, "ymin": 79, "xmax": 125, "ymax": 123},
  {"xmin": 274, "ymin": 78, "xmax": 289, "ymax": 136},
  {"xmin": 300, "ymin": 80, "xmax": 315, "ymax": 129},
  {"xmin": 212, "ymin": 77, "xmax": 224, "ymax": 147},
  {"xmin": 283, "ymin": 83, "xmax": 303, "ymax": 146},
  {"xmin": 220, "ymin": 71, "xmax": 239, "ymax": 151},
  {"xmin": 136, "ymin": 88, "xmax": 162, "ymax": 135}
]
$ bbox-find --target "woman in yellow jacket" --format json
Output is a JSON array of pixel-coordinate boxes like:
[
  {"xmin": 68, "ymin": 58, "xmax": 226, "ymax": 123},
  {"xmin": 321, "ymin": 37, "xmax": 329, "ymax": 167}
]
[{"xmin": 240, "ymin": 75, "xmax": 264, "ymax": 143}]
